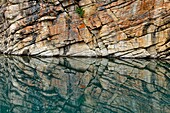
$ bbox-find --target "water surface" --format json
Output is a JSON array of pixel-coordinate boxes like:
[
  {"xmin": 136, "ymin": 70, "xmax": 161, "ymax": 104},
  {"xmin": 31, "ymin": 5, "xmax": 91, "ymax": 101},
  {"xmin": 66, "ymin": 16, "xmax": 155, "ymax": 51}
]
[{"xmin": 0, "ymin": 56, "xmax": 170, "ymax": 113}]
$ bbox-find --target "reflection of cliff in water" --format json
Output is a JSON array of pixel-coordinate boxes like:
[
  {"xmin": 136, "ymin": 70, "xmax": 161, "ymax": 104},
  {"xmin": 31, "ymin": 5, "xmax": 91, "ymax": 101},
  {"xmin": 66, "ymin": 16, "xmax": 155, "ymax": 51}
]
[{"xmin": 0, "ymin": 56, "xmax": 170, "ymax": 113}]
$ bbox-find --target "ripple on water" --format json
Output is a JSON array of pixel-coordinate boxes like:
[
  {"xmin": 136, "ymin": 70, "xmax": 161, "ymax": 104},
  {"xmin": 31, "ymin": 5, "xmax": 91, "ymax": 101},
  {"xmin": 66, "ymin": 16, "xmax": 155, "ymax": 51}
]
[{"xmin": 0, "ymin": 56, "xmax": 170, "ymax": 113}]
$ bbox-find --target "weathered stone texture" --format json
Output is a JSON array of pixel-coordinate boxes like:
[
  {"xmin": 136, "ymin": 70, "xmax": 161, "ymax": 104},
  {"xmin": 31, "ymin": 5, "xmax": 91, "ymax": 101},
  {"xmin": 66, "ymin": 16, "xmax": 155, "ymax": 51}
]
[{"xmin": 0, "ymin": 0, "xmax": 169, "ymax": 58}]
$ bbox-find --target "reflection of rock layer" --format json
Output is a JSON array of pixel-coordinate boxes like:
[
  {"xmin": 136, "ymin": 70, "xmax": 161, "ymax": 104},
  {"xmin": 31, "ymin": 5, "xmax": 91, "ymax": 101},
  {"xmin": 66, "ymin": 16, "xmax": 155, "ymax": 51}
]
[
  {"xmin": 0, "ymin": 0, "xmax": 169, "ymax": 58},
  {"xmin": 0, "ymin": 56, "xmax": 170, "ymax": 113}
]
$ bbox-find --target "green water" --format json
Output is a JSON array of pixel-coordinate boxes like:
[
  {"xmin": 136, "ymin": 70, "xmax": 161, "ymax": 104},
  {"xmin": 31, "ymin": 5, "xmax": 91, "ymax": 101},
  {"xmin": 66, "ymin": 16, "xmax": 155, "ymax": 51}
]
[{"xmin": 0, "ymin": 56, "xmax": 170, "ymax": 113}]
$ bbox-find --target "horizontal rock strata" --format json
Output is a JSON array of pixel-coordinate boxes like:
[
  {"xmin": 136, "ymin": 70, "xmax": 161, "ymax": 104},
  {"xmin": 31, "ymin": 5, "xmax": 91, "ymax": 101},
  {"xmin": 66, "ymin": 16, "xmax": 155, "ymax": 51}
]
[{"xmin": 0, "ymin": 0, "xmax": 169, "ymax": 58}]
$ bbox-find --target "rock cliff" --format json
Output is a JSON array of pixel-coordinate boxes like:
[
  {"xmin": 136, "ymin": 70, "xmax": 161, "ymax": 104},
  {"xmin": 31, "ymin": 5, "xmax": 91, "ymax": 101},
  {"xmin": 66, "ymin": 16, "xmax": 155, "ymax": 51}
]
[{"xmin": 0, "ymin": 0, "xmax": 169, "ymax": 58}]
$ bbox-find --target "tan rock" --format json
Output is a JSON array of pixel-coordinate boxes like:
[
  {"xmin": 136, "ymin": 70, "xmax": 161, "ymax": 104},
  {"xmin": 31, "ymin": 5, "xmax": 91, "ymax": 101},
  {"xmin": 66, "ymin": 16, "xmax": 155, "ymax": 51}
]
[
  {"xmin": 66, "ymin": 42, "xmax": 92, "ymax": 56},
  {"xmin": 99, "ymin": 25, "xmax": 110, "ymax": 37},
  {"xmin": 78, "ymin": 26, "xmax": 93, "ymax": 43},
  {"xmin": 121, "ymin": 49, "xmax": 150, "ymax": 58},
  {"xmin": 98, "ymin": 10, "xmax": 113, "ymax": 25},
  {"xmin": 137, "ymin": 34, "xmax": 152, "ymax": 48},
  {"xmin": 79, "ymin": 0, "xmax": 92, "ymax": 6},
  {"xmin": 83, "ymin": 5, "xmax": 97, "ymax": 17}
]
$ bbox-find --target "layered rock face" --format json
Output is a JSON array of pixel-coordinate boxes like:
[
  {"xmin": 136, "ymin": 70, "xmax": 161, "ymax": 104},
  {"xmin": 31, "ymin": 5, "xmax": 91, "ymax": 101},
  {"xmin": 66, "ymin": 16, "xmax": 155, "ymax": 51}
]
[{"xmin": 0, "ymin": 0, "xmax": 169, "ymax": 58}]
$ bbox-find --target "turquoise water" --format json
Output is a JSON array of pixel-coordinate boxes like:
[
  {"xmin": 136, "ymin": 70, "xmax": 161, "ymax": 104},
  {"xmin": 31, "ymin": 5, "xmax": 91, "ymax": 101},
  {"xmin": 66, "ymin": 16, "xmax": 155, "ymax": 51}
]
[{"xmin": 0, "ymin": 56, "xmax": 170, "ymax": 113}]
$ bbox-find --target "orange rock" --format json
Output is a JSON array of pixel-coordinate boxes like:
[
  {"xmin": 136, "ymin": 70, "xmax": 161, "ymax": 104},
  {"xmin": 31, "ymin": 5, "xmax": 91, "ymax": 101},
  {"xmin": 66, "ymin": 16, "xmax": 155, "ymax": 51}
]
[{"xmin": 78, "ymin": 23, "xmax": 86, "ymax": 29}]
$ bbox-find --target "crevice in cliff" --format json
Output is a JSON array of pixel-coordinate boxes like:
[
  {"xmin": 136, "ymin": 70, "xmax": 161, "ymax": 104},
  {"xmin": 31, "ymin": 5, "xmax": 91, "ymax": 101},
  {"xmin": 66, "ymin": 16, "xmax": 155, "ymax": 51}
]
[{"xmin": 98, "ymin": 0, "xmax": 134, "ymax": 11}]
